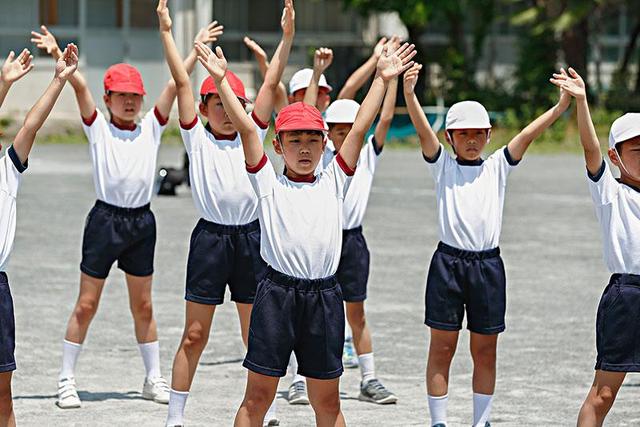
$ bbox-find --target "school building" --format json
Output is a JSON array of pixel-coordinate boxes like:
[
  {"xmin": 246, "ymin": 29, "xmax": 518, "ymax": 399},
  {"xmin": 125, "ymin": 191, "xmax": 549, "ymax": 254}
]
[{"xmin": 0, "ymin": 0, "xmax": 636, "ymax": 119}]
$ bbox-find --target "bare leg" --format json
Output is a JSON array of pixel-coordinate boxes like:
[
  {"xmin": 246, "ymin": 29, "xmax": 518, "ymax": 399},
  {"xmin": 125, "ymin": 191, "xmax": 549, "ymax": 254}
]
[
  {"xmin": 469, "ymin": 332, "xmax": 498, "ymax": 394},
  {"xmin": 234, "ymin": 371, "xmax": 279, "ymax": 427},
  {"xmin": 125, "ymin": 273, "xmax": 158, "ymax": 343},
  {"xmin": 426, "ymin": 328, "xmax": 459, "ymax": 396},
  {"xmin": 577, "ymin": 370, "xmax": 626, "ymax": 427},
  {"xmin": 306, "ymin": 378, "xmax": 346, "ymax": 427},
  {"xmin": 345, "ymin": 301, "xmax": 372, "ymax": 355},
  {"xmin": 0, "ymin": 372, "xmax": 15, "ymax": 427},
  {"xmin": 236, "ymin": 302, "xmax": 252, "ymax": 349},
  {"xmin": 64, "ymin": 272, "xmax": 106, "ymax": 344}
]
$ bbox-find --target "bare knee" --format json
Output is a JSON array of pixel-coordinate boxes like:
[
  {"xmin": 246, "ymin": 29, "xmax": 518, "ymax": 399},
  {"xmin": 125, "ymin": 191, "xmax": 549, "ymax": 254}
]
[
  {"xmin": 0, "ymin": 384, "xmax": 12, "ymax": 411},
  {"xmin": 243, "ymin": 389, "xmax": 272, "ymax": 416},
  {"xmin": 130, "ymin": 299, "xmax": 153, "ymax": 323},
  {"xmin": 471, "ymin": 343, "xmax": 497, "ymax": 368},
  {"xmin": 586, "ymin": 387, "xmax": 617, "ymax": 416},
  {"xmin": 73, "ymin": 298, "xmax": 99, "ymax": 325},
  {"xmin": 310, "ymin": 392, "xmax": 341, "ymax": 416},
  {"xmin": 429, "ymin": 341, "xmax": 457, "ymax": 365},
  {"xmin": 347, "ymin": 309, "xmax": 366, "ymax": 334},
  {"xmin": 181, "ymin": 324, "xmax": 208, "ymax": 354}
]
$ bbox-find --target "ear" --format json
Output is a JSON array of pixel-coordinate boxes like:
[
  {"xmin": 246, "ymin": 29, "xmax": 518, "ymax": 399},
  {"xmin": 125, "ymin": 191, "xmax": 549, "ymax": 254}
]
[
  {"xmin": 287, "ymin": 94, "xmax": 294, "ymax": 104},
  {"xmin": 273, "ymin": 137, "xmax": 283, "ymax": 155},
  {"xmin": 322, "ymin": 137, "xmax": 327, "ymax": 151},
  {"xmin": 608, "ymin": 147, "xmax": 621, "ymax": 167},
  {"xmin": 199, "ymin": 102, "xmax": 208, "ymax": 116},
  {"xmin": 103, "ymin": 94, "xmax": 111, "ymax": 108},
  {"xmin": 486, "ymin": 129, "xmax": 491, "ymax": 144},
  {"xmin": 445, "ymin": 130, "xmax": 453, "ymax": 145}
]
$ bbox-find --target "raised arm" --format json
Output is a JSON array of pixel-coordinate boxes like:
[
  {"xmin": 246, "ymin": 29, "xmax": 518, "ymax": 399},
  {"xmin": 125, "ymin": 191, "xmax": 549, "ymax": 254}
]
[
  {"xmin": 338, "ymin": 37, "xmax": 387, "ymax": 100},
  {"xmin": 154, "ymin": 19, "xmax": 224, "ymax": 119},
  {"xmin": 303, "ymin": 47, "xmax": 332, "ymax": 107},
  {"xmin": 402, "ymin": 63, "xmax": 439, "ymax": 159},
  {"xmin": 339, "ymin": 43, "xmax": 415, "ymax": 168},
  {"xmin": 31, "ymin": 26, "xmax": 95, "ymax": 119},
  {"xmin": 157, "ymin": 0, "xmax": 196, "ymax": 125},
  {"xmin": 507, "ymin": 69, "xmax": 571, "ymax": 162},
  {"xmin": 196, "ymin": 43, "xmax": 263, "ymax": 166},
  {"xmin": 0, "ymin": 49, "xmax": 34, "ymax": 110},
  {"xmin": 244, "ymin": 36, "xmax": 289, "ymax": 114},
  {"xmin": 373, "ymin": 77, "xmax": 397, "ymax": 150},
  {"xmin": 252, "ymin": 0, "xmax": 295, "ymax": 124},
  {"xmin": 550, "ymin": 67, "xmax": 602, "ymax": 175},
  {"xmin": 13, "ymin": 44, "xmax": 77, "ymax": 163}
]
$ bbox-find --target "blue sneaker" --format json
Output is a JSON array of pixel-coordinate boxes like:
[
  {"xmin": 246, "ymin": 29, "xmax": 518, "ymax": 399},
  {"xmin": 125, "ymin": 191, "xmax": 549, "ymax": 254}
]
[{"xmin": 342, "ymin": 337, "xmax": 358, "ymax": 368}]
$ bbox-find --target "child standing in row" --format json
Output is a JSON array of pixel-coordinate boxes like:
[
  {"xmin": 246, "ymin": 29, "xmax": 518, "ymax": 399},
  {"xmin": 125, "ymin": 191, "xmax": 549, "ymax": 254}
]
[
  {"xmin": 194, "ymin": 35, "xmax": 415, "ymax": 425},
  {"xmin": 403, "ymin": 62, "xmax": 571, "ymax": 427},
  {"xmin": 550, "ymin": 68, "xmax": 640, "ymax": 426},
  {"xmin": 0, "ymin": 44, "xmax": 78, "ymax": 427},
  {"xmin": 157, "ymin": 0, "xmax": 294, "ymax": 425},
  {"xmin": 31, "ymin": 21, "xmax": 222, "ymax": 409}
]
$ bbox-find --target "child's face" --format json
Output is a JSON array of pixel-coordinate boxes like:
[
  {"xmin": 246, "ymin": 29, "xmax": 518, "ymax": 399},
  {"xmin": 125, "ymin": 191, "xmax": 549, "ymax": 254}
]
[
  {"xmin": 447, "ymin": 129, "xmax": 489, "ymax": 160},
  {"xmin": 274, "ymin": 130, "xmax": 327, "ymax": 178},
  {"xmin": 200, "ymin": 94, "xmax": 247, "ymax": 135},
  {"xmin": 288, "ymin": 88, "xmax": 331, "ymax": 113},
  {"xmin": 103, "ymin": 92, "xmax": 143, "ymax": 122},
  {"xmin": 327, "ymin": 123, "xmax": 353, "ymax": 151},
  {"xmin": 609, "ymin": 136, "xmax": 640, "ymax": 183}
]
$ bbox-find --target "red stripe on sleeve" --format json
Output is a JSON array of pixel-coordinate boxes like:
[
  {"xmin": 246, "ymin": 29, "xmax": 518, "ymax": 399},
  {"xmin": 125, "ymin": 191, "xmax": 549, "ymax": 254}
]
[
  {"xmin": 180, "ymin": 116, "xmax": 198, "ymax": 130},
  {"xmin": 251, "ymin": 111, "xmax": 269, "ymax": 130},
  {"xmin": 336, "ymin": 153, "xmax": 356, "ymax": 176},
  {"xmin": 246, "ymin": 153, "xmax": 268, "ymax": 173},
  {"xmin": 82, "ymin": 110, "xmax": 98, "ymax": 126},
  {"xmin": 154, "ymin": 106, "xmax": 169, "ymax": 126}
]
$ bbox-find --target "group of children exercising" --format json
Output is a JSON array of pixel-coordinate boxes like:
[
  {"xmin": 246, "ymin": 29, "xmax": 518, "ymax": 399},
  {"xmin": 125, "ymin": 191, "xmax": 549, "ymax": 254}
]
[{"xmin": 0, "ymin": 1, "xmax": 638, "ymax": 426}]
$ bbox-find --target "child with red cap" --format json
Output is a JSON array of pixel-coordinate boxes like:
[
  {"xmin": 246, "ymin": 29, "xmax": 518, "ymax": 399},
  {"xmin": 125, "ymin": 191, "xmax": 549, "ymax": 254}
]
[
  {"xmin": 30, "ymin": 22, "xmax": 223, "ymax": 410},
  {"xmin": 0, "ymin": 44, "xmax": 77, "ymax": 427},
  {"xmin": 193, "ymin": 33, "xmax": 415, "ymax": 425},
  {"xmin": 157, "ymin": 0, "xmax": 293, "ymax": 425}
]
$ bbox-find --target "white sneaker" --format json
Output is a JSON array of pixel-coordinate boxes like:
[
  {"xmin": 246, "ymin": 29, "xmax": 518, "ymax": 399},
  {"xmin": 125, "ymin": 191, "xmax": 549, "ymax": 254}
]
[
  {"xmin": 287, "ymin": 381, "xmax": 310, "ymax": 405},
  {"xmin": 142, "ymin": 376, "xmax": 170, "ymax": 404},
  {"xmin": 56, "ymin": 377, "xmax": 81, "ymax": 409}
]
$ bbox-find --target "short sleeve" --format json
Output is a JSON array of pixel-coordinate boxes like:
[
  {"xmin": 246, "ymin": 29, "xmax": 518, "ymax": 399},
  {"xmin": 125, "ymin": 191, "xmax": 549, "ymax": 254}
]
[
  {"xmin": 322, "ymin": 154, "xmax": 354, "ymax": 199},
  {"xmin": 423, "ymin": 143, "xmax": 452, "ymax": 181},
  {"xmin": 588, "ymin": 160, "xmax": 619, "ymax": 206},
  {"xmin": 141, "ymin": 107, "xmax": 168, "ymax": 144},
  {"xmin": 360, "ymin": 135, "xmax": 381, "ymax": 175},
  {"xmin": 0, "ymin": 147, "xmax": 26, "ymax": 198},
  {"xmin": 486, "ymin": 146, "xmax": 519, "ymax": 186},
  {"xmin": 179, "ymin": 117, "xmax": 206, "ymax": 153},
  {"xmin": 81, "ymin": 109, "xmax": 109, "ymax": 145},
  {"xmin": 247, "ymin": 153, "xmax": 277, "ymax": 198},
  {"xmin": 251, "ymin": 111, "xmax": 270, "ymax": 143}
]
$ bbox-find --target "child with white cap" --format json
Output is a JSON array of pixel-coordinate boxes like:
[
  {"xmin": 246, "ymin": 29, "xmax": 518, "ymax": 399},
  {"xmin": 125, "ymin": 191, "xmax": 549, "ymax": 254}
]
[
  {"xmin": 403, "ymin": 63, "xmax": 571, "ymax": 427},
  {"xmin": 550, "ymin": 68, "xmax": 640, "ymax": 426}
]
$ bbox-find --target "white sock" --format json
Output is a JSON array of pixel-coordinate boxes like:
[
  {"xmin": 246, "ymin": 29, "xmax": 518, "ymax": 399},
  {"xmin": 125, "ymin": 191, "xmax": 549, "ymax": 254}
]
[
  {"xmin": 59, "ymin": 340, "xmax": 82, "ymax": 380},
  {"xmin": 138, "ymin": 341, "xmax": 162, "ymax": 379},
  {"xmin": 472, "ymin": 393, "xmax": 493, "ymax": 427},
  {"xmin": 428, "ymin": 394, "xmax": 448, "ymax": 426},
  {"xmin": 358, "ymin": 352, "xmax": 376, "ymax": 384},
  {"xmin": 166, "ymin": 389, "xmax": 189, "ymax": 426},
  {"xmin": 265, "ymin": 397, "xmax": 278, "ymax": 424},
  {"xmin": 288, "ymin": 353, "xmax": 305, "ymax": 384}
]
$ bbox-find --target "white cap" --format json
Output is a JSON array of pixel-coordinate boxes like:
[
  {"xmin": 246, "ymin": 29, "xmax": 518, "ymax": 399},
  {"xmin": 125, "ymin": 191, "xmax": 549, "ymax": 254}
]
[
  {"xmin": 609, "ymin": 113, "xmax": 640, "ymax": 148},
  {"xmin": 324, "ymin": 99, "xmax": 360, "ymax": 124},
  {"xmin": 445, "ymin": 101, "xmax": 491, "ymax": 130},
  {"xmin": 288, "ymin": 68, "xmax": 333, "ymax": 94}
]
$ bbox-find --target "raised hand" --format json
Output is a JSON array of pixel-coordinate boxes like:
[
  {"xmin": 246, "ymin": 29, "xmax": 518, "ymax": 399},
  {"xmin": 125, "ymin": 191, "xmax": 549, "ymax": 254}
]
[
  {"xmin": 156, "ymin": 0, "xmax": 172, "ymax": 32},
  {"xmin": 195, "ymin": 21, "xmax": 224, "ymax": 45},
  {"xmin": 403, "ymin": 63, "xmax": 422, "ymax": 94},
  {"xmin": 243, "ymin": 37, "xmax": 267, "ymax": 62},
  {"xmin": 373, "ymin": 37, "xmax": 388, "ymax": 59},
  {"xmin": 281, "ymin": 0, "xmax": 295, "ymax": 38},
  {"xmin": 1, "ymin": 49, "xmax": 34, "ymax": 84},
  {"xmin": 55, "ymin": 44, "xmax": 78, "ymax": 80},
  {"xmin": 377, "ymin": 42, "xmax": 416, "ymax": 81},
  {"xmin": 550, "ymin": 67, "xmax": 586, "ymax": 101},
  {"xmin": 313, "ymin": 47, "xmax": 333, "ymax": 74},
  {"xmin": 30, "ymin": 25, "xmax": 60, "ymax": 56},
  {"xmin": 195, "ymin": 42, "xmax": 227, "ymax": 81}
]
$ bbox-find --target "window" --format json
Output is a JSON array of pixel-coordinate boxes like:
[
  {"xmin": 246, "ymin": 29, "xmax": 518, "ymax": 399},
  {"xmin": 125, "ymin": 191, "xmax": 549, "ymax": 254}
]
[
  {"xmin": 87, "ymin": 0, "xmax": 123, "ymax": 28},
  {"xmin": 131, "ymin": 0, "xmax": 157, "ymax": 28},
  {"xmin": 40, "ymin": 0, "xmax": 80, "ymax": 26}
]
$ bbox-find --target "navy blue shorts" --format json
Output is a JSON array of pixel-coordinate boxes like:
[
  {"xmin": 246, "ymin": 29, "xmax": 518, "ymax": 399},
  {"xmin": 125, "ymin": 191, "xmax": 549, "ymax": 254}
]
[
  {"xmin": 80, "ymin": 200, "xmax": 156, "ymax": 279},
  {"xmin": 185, "ymin": 218, "xmax": 266, "ymax": 305},
  {"xmin": 336, "ymin": 226, "xmax": 370, "ymax": 303},
  {"xmin": 596, "ymin": 274, "xmax": 640, "ymax": 372},
  {"xmin": 0, "ymin": 273, "xmax": 16, "ymax": 373},
  {"xmin": 425, "ymin": 242, "xmax": 506, "ymax": 335},
  {"xmin": 243, "ymin": 267, "xmax": 345, "ymax": 380}
]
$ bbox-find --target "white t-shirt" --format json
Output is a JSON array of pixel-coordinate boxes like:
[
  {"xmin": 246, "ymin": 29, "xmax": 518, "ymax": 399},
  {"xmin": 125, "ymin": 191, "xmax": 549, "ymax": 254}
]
[
  {"xmin": 320, "ymin": 136, "xmax": 382, "ymax": 230},
  {"xmin": 0, "ymin": 147, "xmax": 27, "ymax": 272},
  {"xmin": 588, "ymin": 161, "xmax": 640, "ymax": 275},
  {"xmin": 179, "ymin": 112, "xmax": 269, "ymax": 225},
  {"xmin": 248, "ymin": 154, "xmax": 354, "ymax": 279},
  {"xmin": 82, "ymin": 108, "xmax": 167, "ymax": 208},
  {"xmin": 426, "ymin": 144, "xmax": 519, "ymax": 251}
]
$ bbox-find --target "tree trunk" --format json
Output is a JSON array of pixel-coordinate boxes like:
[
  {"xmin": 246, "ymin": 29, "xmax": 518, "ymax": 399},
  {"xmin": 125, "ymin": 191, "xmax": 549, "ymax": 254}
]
[
  {"xmin": 561, "ymin": 18, "xmax": 589, "ymax": 82},
  {"xmin": 406, "ymin": 25, "xmax": 428, "ymax": 104},
  {"xmin": 619, "ymin": 15, "xmax": 640, "ymax": 75}
]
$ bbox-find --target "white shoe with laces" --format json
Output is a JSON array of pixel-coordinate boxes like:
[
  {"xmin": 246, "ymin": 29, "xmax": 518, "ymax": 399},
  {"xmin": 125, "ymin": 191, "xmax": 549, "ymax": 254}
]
[
  {"xmin": 142, "ymin": 376, "xmax": 170, "ymax": 404},
  {"xmin": 56, "ymin": 377, "xmax": 81, "ymax": 409}
]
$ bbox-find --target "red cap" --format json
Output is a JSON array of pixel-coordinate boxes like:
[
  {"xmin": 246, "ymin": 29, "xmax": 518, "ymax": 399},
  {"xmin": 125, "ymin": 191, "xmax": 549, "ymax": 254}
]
[
  {"xmin": 103, "ymin": 63, "xmax": 146, "ymax": 95},
  {"xmin": 199, "ymin": 71, "xmax": 249, "ymax": 102},
  {"xmin": 275, "ymin": 102, "xmax": 327, "ymax": 134}
]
